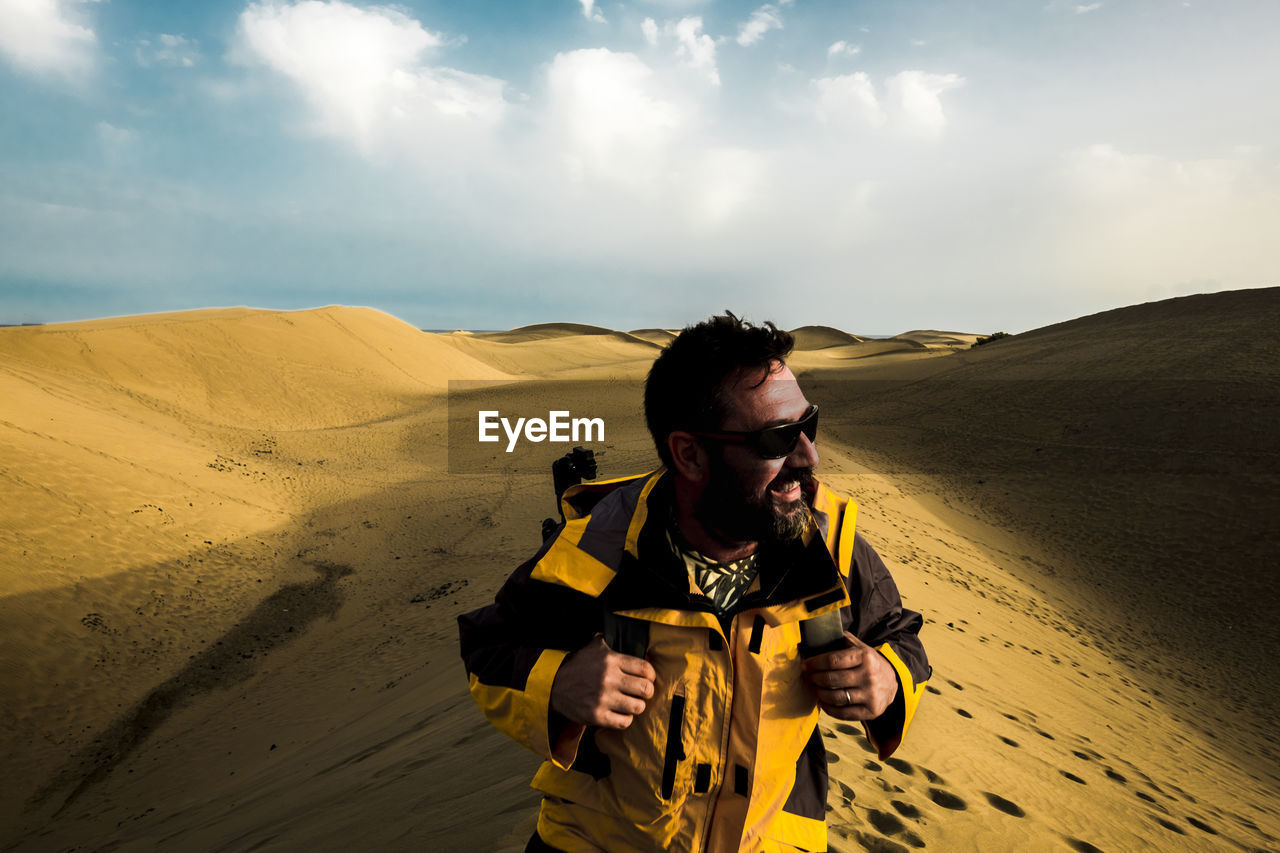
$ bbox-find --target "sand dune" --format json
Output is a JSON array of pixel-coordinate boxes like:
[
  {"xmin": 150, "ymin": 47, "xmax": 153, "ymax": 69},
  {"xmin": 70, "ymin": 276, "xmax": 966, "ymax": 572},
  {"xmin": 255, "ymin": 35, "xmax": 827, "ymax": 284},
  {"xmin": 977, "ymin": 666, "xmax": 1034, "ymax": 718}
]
[
  {"xmin": 626, "ymin": 328, "xmax": 679, "ymax": 346},
  {"xmin": 2, "ymin": 295, "xmax": 1277, "ymax": 851},
  {"xmin": 893, "ymin": 329, "xmax": 984, "ymax": 349},
  {"xmin": 438, "ymin": 329, "xmax": 659, "ymax": 380},
  {"xmin": 802, "ymin": 287, "xmax": 1280, "ymax": 787},
  {"xmin": 473, "ymin": 322, "xmax": 657, "ymax": 349},
  {"xmin": 787, "ymin": 338, "xmax": 935, "ymax": 371},
  {"xmin": 789, "ymin": 325, "xmax": 865, "ymax": 350}
]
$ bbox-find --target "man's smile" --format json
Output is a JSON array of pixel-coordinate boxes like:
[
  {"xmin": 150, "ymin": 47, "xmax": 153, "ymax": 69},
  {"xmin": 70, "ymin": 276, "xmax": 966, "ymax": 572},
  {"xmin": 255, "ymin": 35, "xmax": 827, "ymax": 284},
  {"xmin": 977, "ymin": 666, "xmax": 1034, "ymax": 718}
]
[{"xmin": 769, "ymin": 478, "xmax": 802, "ymax": 502}]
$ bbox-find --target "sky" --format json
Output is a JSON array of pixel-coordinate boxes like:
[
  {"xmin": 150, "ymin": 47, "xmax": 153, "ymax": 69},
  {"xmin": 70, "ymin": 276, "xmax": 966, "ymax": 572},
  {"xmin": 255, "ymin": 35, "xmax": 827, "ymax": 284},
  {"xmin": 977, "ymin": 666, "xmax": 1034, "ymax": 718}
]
[{"xmin": 0, "ymin": 0, "xmax": 1276, "ymax": 334}]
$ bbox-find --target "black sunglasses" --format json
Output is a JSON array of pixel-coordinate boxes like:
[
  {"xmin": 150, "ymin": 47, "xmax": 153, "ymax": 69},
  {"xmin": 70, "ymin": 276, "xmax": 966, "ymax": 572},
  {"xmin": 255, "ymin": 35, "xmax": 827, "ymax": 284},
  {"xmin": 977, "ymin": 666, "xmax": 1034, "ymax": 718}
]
[{"xmin": 689, "ymin": 405, "xmax": 819, "ymax": 459}]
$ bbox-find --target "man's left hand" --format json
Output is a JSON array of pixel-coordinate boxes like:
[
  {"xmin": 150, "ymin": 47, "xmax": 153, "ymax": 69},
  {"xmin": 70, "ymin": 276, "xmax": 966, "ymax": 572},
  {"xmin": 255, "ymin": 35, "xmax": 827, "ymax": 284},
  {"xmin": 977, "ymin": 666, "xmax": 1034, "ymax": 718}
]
[{"xmin": 802, "ymin": 631, "xmax": 899, "ymax": 721}]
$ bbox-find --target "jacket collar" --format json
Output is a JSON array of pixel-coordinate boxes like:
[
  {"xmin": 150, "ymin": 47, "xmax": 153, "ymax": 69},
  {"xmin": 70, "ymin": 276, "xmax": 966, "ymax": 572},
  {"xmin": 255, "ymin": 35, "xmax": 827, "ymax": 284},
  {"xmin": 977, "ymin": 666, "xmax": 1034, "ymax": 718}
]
[{"xmin": 601, "ymin": 469, "xmax": 847, "ymax": 618}]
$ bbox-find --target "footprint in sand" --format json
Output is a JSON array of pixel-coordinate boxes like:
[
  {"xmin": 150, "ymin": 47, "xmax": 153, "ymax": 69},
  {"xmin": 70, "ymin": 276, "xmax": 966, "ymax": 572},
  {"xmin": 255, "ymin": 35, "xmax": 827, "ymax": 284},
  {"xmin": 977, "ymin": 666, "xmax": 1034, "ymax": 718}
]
[
  {"xmin": 1059, "ymin": 770, "xmax": 1086, "ymax": 784},
  {"xmin": 927, "ymin": 788, "xmax": 967, "ymax": 810},
  {"xmin": 983, "ymin": 792, "xmax": 1025, "ymax": 817},
  {"xmin": 874, "ymin": 777, "xmax": 906, "ymax": 795},
  {"xmin": 890, "ymin": 800, "xmax": 921, "ymax": 820},
  {"xmin": 1105, "ymin": 768, "xmax": 1127, "ymax": 784},
  {"xmin": 1135, "ymin": 791, "xmax": 1165, "ymax": 811},
  {"xmin": 851, "ymin": 830, "xmax": 914, "ymax": 852},
  {"xmin": 956, "ymin": 708, "xmax": 973, "ymax": 718},
  {"xmin": 1154, "ymin": 816, "xmax": 1186, "ymax": 835},
  {"xmin": 884, "ymin": 757, "xmax": 914, "ymax": 775},
  {"xmin": 1064, "ymin": 838, "xmax": 1105, "ymax": 852},
  {"xmin": 925, "ymin": 685, "xmax": 942, "ymax": 695},
  {"xmin": 1186, "ymin": 816, "xmax": 1218, "ymax": 835},
  {"xmin": 921, "ymin": 767, "xmax": 944, "ymax": 785},
  {"xmin": 860, "ymin": 815, "xmax": 927, "ymax": 852},
  {"xmin": 868, "ymin": 809, "xmax": 906, "ymax": 835},
  {"xmin": 998, "ymin": 736, "xmax": 1019, "ymax": 747}
]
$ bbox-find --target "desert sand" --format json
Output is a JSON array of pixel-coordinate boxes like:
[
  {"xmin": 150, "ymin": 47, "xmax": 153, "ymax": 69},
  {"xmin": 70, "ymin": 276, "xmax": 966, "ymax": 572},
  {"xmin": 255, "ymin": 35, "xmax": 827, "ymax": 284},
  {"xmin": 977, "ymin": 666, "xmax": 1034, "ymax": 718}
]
[{"xmin": 2, "ymin": 292, "xmax": 1277, "ymax": 851}]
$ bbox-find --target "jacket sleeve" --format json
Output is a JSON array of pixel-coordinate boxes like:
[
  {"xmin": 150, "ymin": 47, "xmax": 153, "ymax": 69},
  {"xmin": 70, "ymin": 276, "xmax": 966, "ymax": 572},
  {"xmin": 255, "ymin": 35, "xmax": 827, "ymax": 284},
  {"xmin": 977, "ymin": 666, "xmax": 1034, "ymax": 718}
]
[
  {"xmin": 457, "ymin": 534, "xmax": 602, "ymax": 769},
  {"xmin": 843, "ymin": 532, "xmax": 930, "ymax": 759}
]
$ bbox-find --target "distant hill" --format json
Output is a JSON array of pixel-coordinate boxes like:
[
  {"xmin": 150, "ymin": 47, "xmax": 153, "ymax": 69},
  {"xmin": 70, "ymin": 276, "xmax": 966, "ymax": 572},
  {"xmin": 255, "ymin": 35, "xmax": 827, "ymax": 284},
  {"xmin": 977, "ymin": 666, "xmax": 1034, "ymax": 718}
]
[
  {"xmin": 812, "ymin": 286, "xmax": 1280, "ymax": 762},
  {"xmin": 0, "ymin": 306, "xmax": 508, "ymax": 431},
  {"xmin": 893, "ymin": 329, "xmax": 982, "ymax": 349},
  {"xmin": 475, "ymin": 322, "xmax": 657, "ymax": 347},
  {"xmin": 627, "ymin": 328, "xmax": 678, "ymax": 346},
  {"xmin": 789, "ymin": 325, "xmax": 864, "ymax": 350}
]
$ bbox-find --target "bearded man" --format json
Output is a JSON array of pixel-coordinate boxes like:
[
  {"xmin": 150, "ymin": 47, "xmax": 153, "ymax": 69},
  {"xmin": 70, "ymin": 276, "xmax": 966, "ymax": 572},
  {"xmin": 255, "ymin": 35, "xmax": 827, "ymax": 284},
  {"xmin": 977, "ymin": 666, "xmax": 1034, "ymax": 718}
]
[{"xmin": 458, "ymin": 313, "xmax": 930, "ymax": 853}]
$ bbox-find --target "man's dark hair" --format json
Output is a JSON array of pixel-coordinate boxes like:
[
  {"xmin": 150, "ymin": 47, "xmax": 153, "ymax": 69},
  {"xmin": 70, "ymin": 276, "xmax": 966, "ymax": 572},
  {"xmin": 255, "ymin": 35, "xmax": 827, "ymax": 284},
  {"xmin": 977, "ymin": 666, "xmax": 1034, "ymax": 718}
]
[{"xmin": 644, "ymin": 311, "xmax": 795, "ymax": 469}]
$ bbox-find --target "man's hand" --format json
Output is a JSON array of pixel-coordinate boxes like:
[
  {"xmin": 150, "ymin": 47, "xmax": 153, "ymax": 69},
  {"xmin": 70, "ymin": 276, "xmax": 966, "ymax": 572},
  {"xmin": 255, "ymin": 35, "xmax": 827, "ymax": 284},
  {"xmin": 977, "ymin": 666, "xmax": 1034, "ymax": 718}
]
[
  {"xmin": 551, "ymin": 636, "xmax": 657, "ymax": 730},
  {"xmin": 802, "ymin": 631, "xmax": 899, "ymax": 721}
]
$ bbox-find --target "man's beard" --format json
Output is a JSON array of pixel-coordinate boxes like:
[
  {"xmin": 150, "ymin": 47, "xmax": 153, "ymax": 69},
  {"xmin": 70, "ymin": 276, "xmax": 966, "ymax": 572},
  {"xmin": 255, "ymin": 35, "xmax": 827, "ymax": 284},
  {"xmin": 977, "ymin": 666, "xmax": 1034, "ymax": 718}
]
[{"xmin": 695, "ymin": 452, "xmax": 815, "ymax": 545}]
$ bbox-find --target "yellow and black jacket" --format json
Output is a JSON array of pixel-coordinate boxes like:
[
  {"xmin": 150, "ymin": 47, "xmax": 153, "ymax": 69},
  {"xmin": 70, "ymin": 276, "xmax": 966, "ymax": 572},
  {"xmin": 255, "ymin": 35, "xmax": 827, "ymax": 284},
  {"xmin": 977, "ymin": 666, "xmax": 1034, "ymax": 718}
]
[{"xmin": 458, "ymin": 470, "xmax": 929, "ymax": 852}]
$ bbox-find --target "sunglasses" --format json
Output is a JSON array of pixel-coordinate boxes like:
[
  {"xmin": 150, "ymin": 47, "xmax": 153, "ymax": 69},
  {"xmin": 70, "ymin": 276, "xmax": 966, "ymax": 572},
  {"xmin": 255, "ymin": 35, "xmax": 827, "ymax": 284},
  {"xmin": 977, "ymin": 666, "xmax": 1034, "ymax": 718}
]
[{"xmin": 689, "ymin": 404, "xmax": 819, "ymax": 459}]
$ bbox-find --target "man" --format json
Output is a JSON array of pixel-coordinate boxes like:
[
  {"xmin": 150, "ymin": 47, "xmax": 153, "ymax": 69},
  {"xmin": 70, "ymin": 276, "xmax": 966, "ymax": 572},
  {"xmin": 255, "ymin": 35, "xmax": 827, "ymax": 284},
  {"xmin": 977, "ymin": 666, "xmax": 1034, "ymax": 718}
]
[{"xmin": 458, "ymin": 313, "xmax": 929, "ymax": 852}]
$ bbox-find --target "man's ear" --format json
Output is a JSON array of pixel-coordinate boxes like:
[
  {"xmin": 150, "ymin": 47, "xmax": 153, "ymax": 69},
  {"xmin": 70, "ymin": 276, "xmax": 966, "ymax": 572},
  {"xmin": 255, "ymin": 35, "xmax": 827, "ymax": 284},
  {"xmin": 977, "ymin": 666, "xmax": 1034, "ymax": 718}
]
[{"xmin": 667, "ymin": 431, "xmax": 710, "ymax": 483}]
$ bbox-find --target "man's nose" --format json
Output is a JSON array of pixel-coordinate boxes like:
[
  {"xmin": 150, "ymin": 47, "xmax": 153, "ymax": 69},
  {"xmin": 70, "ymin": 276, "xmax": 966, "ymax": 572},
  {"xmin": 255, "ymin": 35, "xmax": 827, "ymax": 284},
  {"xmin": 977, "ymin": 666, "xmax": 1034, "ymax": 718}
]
[{"xmin": 786, "ymin": 432, "xmax": 819, "ymax": 468}]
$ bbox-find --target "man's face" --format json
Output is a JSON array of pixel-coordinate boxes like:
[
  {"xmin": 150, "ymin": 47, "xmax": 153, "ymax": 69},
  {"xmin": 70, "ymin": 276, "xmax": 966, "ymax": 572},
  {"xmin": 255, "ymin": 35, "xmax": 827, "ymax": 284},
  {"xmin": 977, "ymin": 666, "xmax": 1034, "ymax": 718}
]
[{"xmin": 694, "ymin": 362, "xmax": 820, "ymax": 545}]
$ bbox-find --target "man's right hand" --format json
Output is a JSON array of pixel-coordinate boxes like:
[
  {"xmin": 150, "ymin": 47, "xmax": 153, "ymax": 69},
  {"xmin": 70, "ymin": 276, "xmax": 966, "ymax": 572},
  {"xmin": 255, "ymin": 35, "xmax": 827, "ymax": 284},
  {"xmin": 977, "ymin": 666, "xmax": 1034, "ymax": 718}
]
[{"xmin": 550, "ymin": 636, "xmax": 657, "ymax": 730}]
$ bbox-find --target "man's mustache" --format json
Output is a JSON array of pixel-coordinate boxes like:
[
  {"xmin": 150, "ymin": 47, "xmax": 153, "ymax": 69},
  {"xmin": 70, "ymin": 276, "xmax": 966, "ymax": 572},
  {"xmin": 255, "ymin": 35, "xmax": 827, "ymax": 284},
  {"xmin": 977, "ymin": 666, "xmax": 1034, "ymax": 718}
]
[{"xmin": 769, "ymin": 467, "xmax": 815, "ymax": 493}]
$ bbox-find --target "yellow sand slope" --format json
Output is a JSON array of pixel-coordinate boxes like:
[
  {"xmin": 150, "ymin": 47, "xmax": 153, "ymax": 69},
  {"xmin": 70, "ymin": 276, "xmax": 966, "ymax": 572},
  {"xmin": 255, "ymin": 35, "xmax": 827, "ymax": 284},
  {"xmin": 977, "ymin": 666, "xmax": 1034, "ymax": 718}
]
[
  {"xmin": 789, "ymin": 325, "xmax": 866, "ymax": 350},
  {"xmin": 1, "ymin": 296, "xmax": 1276, "ymax": 851},
  {"xmin": 894, "ymin": 329, "xmax": 984, "ymax": 349},
  {"xmin": 627, "ymin": 328, "xmax": 679, "ymax": 346}
]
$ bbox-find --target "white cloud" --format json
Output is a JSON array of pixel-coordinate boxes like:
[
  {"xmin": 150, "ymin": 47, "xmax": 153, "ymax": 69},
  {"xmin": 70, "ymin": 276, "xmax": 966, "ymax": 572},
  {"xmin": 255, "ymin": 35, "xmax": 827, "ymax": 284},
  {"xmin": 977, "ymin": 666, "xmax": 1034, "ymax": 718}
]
[
  {"xmin": 545, "ymin": 48, "xmax": 685, "ymax": 190},
  {"xmin": 641, "ymin": 17, "xmax": 659, "ymax": 46},
  {"xmin": 95, "ymin": 121, "xmax": 136, "ymax": 148},
  {"xmin": 233, "ymin": 1, "xmax": 506, "ymax": 153},
  {"xmin": 689, "ymin": 147, "xmax": 765, "ymax": 227},
  {"xmin": 1054, "ymin": 144, "xmax": 1277, "ymax": 294},
  {"xmin": 1044, "ymin": 0, "xmax": 1103, "ymax": 13},
  {"xmin": 813, "ymin": 73, "xmax": 885, "ymax": 128},
  {"xmin": 0, "ymin": 0, "xmax": 96, "ymax": 78},
  {"xmin": 827, "ymin": 40, "xmax": 861, "ymax": 58},
  {"xmin": 671, "ymin": 16, "xmax": 718, "ymax": 85},
  {"xmin": 93, "ymin": 121, "xmax": 138, "ymax": 167},
  {"xmin": 887, "ymin": 70, "xmax": 964, "ymax": 137},
  {"xmin": 812, "ymin": 70, "xmax": 964, "ymax": 137},
  {"xmin": 136, "ymin": 33, "xmax": 200, "ymax": 68},
  {"xmin": 642, "ymin": 16, "xmax": 720, "ymax": 86},
  {"xmin": 1064, "ymin": 144, "xmax": 1240, "ymax": 200},
  {"xmin": 578, "ymin": 0, "xmax": 606, "ymax": 24},
  {"xmin": 736, "ymin": 1, "xmax": 793, "ymax": 47}
]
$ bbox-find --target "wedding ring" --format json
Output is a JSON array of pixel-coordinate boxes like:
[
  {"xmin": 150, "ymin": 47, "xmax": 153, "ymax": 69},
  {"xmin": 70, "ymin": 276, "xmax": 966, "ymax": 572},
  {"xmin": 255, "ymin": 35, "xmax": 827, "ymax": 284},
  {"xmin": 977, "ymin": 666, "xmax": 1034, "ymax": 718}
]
[{"xmin": 843, "ymin": 689, "xmax": 851, "ymax": 706}]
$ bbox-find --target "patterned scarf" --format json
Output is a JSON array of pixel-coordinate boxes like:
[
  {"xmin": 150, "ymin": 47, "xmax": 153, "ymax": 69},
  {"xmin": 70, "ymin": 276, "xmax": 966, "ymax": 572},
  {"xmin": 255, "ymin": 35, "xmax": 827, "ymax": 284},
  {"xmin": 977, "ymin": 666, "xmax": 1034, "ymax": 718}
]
[{"xmin": 666, "ymin": 526, "xmax": 760, "ymax": 614}]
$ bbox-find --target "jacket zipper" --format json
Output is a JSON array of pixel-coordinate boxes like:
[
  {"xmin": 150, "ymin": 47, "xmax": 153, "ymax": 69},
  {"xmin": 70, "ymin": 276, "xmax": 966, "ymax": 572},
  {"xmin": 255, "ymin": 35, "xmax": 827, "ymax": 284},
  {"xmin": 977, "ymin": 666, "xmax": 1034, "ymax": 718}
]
[
  {"xmin": 700, "ymin": 619, "xmax": 738, "ymax": 852},
  {"xmin": 661, "ymin": 694, "xmax": 687, "ymax": 799}
]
